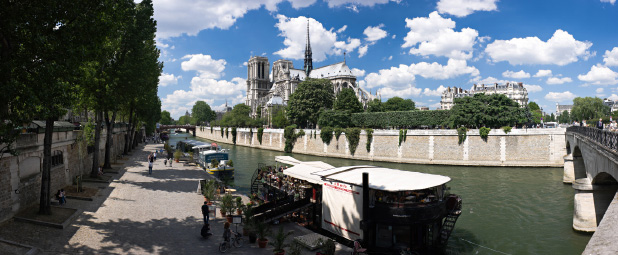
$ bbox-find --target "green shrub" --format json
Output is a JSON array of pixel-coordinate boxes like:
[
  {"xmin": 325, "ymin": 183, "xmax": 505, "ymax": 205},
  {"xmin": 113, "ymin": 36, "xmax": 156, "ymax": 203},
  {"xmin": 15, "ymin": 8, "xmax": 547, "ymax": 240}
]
[
  {"xmin": 231, "ymin": 127, "xmax": 237, "ymax": 144},
  {"xmin": 225, "ymin": 127, "xmax": 229, "ymax": 139},
  {"xmin": 479, "ymin": 127, "xmax": 491, "ymax": 140},
  {"xmin": 346, "ymin": 128, "xmax": 361, "ymax": 155},
  {"xmin": 457, "ymin": 126, "xmax": 468, "ymax": 145},
  {"xmin": 502, "ymin": 126, "xmax": 512, "ymax": 134},
  {"xmin": 318, "ymin": 110, "xmax": 352, "ymax": 128},
  {"xmin": 257, "ymin": 127, "xmax": 264, "ymax": 145},
  {"xmin": 284, "ymin": 125, "xmax": 305, "ymax": 153},
  {"xmin": 365, "ymin": 128, "xmax": 373, "ymax": 153},
  {"xmin": 320, "ymin": 126, "xmax": 334, "ymax": 145},
  {"xmin": 220, "ymin": 127, "xmax": 224, "ymax": 137},
  {"xmin": 352, "ymin": 110, "xmax": 451, "ymax": 128},
  {"xmin": 210, "ymin": 126, "xmax": 213, "ymax": 133},
  {"xmin": 334, "ymin": 127, "xmax": 344, "ymax": 141},
  {"xmin": 398, "ymin": 129, "xmax": 407, "ymax": 146}
]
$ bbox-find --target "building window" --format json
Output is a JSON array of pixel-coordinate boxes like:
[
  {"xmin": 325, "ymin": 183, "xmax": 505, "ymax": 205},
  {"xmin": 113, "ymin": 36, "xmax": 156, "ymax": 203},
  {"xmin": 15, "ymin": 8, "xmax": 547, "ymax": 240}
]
[{"xmin": 52, "ymin": 150, "xmax": 64, "ymax": 167}]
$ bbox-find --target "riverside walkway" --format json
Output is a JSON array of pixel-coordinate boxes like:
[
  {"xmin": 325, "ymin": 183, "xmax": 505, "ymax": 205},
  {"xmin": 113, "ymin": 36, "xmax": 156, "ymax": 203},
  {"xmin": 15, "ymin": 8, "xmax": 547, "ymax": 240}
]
[{"xmin": 0, "ymin": 143, "xmax": 350, "ymax": 254}]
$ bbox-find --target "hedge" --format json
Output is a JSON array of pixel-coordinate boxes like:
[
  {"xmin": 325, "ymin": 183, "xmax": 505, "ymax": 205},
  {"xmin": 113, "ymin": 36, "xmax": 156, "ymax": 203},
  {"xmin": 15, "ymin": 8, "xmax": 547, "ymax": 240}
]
[
  {"xmin": 318, "ymin": 110, "xmax": 352, "ymax": 128},
  {"xmin": 351, "ymin": 110, "xmax": 451, "ymax": 128}
]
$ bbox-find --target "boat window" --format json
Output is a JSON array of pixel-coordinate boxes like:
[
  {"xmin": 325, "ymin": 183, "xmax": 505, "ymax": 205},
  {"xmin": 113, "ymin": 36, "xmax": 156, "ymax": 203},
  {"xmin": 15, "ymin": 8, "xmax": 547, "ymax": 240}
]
[
  {"xmin": 375, "ymin": 224, "xmax": 393, "ymax": 248},
  {"xmin": 393, "ymin": 225, "xmax": 411, "ymax": 249}
]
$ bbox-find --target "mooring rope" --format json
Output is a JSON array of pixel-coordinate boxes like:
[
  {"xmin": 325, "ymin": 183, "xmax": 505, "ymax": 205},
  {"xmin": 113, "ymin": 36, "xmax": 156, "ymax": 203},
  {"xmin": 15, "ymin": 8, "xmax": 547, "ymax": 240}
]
[{"xmin": 458, "ymin": 237, "xmax": 513, "ymax": 255}]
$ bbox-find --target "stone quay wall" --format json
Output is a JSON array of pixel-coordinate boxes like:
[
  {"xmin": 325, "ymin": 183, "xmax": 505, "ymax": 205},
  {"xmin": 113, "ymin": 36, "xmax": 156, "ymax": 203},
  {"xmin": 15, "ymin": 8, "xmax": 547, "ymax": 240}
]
[
  {"xmin": 0, "ymin": 126, "xmax": 129, "ymax": 223},
  {"xmin": 196, "ymin": 127, "xmax": 566, "ymax": 167}
]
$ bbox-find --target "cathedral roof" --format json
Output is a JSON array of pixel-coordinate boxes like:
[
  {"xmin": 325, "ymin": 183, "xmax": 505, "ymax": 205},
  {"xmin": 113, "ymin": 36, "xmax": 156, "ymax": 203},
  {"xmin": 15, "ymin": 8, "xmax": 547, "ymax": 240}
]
[
  {"xmin": 267, "ymin": 96, "xmax": 284, "ymax": 106},
  {"xmin": 309, "ymin": 61, "xmax": 355, "ymax": 79}
]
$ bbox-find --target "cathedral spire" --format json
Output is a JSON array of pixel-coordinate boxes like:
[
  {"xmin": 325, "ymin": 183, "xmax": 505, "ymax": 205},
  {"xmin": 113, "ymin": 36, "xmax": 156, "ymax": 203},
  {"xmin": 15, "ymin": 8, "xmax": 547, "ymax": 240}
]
[{"xmin": 303, "ymin": 19, "xmax": 313, "ymax": 76}]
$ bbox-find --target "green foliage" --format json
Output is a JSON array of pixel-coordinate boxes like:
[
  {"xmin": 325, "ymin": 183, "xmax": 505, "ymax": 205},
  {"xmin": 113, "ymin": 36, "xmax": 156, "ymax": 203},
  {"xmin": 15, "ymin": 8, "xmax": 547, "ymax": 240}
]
[
  {"xmin": 225, "ymin": 127, "xmax": 229, "ymax": 139},
  {"xmin": 269, "ymin": 226, "xmax": 294, "ymax": 252},
  {"xmin": 228, "ymin": 159, "xmax": 234, "ymax": 167},
  {"xmin": 283, "ymin": 125, "xmax": 305, "ymax": 153},
  {"xmin": 201, "ymin": 179, "xmax": 216, "ymax": 202},
  {"xmin": 398, "ymin": 129, "xmax": 407, "ymax": 146},
  {"xmin": 160, "ymin": 111, "xmax": 173, "ymax": 125},
  {"xmin": 177, "ymin": 115, "xmax": 191, "ymax": 125},
  {"xmin": 365, "ymin": 128, "xmax": 373, "ymax": 153},
  {"xmin": 271, "ymin": 107, "xmax": 289, "ymax": 128},
  {"xmin": 82, "ymin": 119, "xmax": 96, "ymax": 146},
  {"xmin": 448, "ymin": 93, "xmax": 529, "ymax": 128},
  {"xmin": 191, "ymin": 101, "xmax": 216, "ymax": 125},
  {"xmin": 479, "ymin": 127, "xmax": 491, "ymax": 140},
  {"xmin": 366, "ymin": 98, "xmax": 384, "ymax": 112},
  {"xmin": 502, "ymin": 126, "xmax": 512, "ymax": 134},
  {"xmin": 220, "ymin": 127, "xmax": 224, "ymax": 137},
  {"xmin": 286, "ymin": 79, "xmax": 334, "ymax": 128},
  {"xmin": 254, "ymin": 220, "xmax": 271, "ymax": 240},
  {"xmin": 571, "ymin": 97, "xmax": 610, "ymax": 121},
  {"xmin": 210, "ymin": 126, "xmax": 213, "ymax": 133},
  {"xmin": 174, "ymin": 150, "xmax": 182, "ymax": 160},
  {"xmin": 334, "ymin": 88, "xmax": 363, "ymax": 113},
  {"xmin": 211, "ymin": 158, "xmax": 219, "ymax": 168},
  {"xmin": 384, "ymin": 97, "xmax": 415, "ymax": 111},
  {"xmin": 345, "ymin": 128, "xmax": 361, "ymax": 155},
  {"xmin": 257, "ymin": 127, "xmax": 264, "ymax": 145},
  {"xmin": 334, "ymin": 127, "xmax": 344, "ymax": 141},
  {"xmin": 231, "ymin": 127, "xmax": 237, "ymax": 145},
  {"xmin": 220, "ymin": 193, "xmax": 234, "ymax": 216},
  {"xmin": 457, "ymin": 126, "xmax": 468, "ymax": 145},
  {"xmin": 558, "ymin": 111, "xmax": 571, "ymax": 124},
  {"xmin": 220, "ymin": 104, "xmax": 261, "ymax": 127},
  {"xmin": 528, "ymin": 102, "xmax": 540, "ymax": 112},
  {"xmin": 352, "ymin": 110, "xmax": 450, "ymax": 128},
  {"xmin": 320, "ymin": 127, "xmax": 334, "ymax": 145},
  {"xmin": 318, "ymin": 110, "xmax": 352, "ymax": 128}
]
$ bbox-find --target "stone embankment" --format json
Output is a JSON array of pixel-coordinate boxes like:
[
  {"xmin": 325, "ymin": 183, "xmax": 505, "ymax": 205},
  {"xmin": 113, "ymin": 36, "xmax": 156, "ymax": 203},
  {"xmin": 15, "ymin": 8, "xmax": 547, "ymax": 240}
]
[{"xmin": 197, "ymin": 127, "xmax": 566, "ymax": 167}]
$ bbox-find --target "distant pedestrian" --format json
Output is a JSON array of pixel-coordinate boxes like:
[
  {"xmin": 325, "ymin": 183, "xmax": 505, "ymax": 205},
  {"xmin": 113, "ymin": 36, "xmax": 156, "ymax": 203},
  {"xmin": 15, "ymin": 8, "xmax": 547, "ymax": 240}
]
[
  {"xmin": 154, "ymin": 151, "xmax": 157, "ymax": 161},
  {"xmin": 148, "ymin": 153, "xmax": 154, "ymax": 174},
  {"xmin": 148, "ymin": 161, "xmax": 153, "ymax": 175},
  {"xmin": 59, "ymin": 189, "xmax": 66, "ymax": 205},
  {"xmin": 598, "ymin": 119, "xmax": 604, "ymax": 130},
  {"xmin": 202, "ymin": 201, "xmax": 210, "ymax": 224},
  {"xmin": 164, "ymin": 159, "xmax": 168, "ymax": 166},
  {"xmin": 169, "ymin": 158, "xmax": 173, "ymax": 167}
]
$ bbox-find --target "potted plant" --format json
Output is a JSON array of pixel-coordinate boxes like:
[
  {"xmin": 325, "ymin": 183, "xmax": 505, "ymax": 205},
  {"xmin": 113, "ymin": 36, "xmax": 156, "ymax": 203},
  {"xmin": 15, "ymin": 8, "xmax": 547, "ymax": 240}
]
[
  {"xmin": 202, "ymin": 179, "xmax": 216, "ymax": 205},
  {"xmin": 211, "ymin": 158, "xmax": 219, "ymax": 168},
  {"xmin": 320, "ymin": 239, "xmax": 336, "ymax": 255},
  {"xmin": 235, "ymin": 197, "xmax": 243, "ymax": 215},
  {"xmin": 173, "ymin": 150, "xmax": 182, "ymax": 162},
  {"xmin": 255, "ymin": 221, "xmax": 271, "ymax": 248},
  {"xmin": 288, "ymin": 242, "xmax": 302, "ymax": 255},
  {"xmin": 243, "ymin": 203, "xmax": 254, "ymax": 237},
  {"xmin": 270, "ymin": 226, "xmax": 294, "ymax": 255},
  {"xmin": 221, "ymin": 193, "xmax": 234, "ymax": 220}
]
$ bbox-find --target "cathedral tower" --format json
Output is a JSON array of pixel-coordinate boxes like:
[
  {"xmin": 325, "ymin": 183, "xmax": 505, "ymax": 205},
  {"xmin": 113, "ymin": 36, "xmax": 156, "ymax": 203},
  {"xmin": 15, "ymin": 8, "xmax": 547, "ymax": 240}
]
[
  {"xmin": 245, "ymin": 56, "xmax": 270, "ymax": 117},
  {"xmin": 303, "ymin": 20, "xmax": 313, "ymax": 76}
]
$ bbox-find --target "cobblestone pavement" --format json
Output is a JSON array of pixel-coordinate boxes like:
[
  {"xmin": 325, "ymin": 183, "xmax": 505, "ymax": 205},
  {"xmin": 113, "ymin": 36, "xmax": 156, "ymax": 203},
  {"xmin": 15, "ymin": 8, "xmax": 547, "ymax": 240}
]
[{"xmin": 0, "ymin": 143, "xmax": 352, "ymax": 255}]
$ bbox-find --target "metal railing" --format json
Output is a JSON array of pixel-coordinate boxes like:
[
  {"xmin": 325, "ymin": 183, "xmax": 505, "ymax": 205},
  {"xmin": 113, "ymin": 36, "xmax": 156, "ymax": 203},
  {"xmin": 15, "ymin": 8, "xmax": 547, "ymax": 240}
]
[{"xmin": 567, "ymin": 126, "xmax": 618, "ymax": 152}]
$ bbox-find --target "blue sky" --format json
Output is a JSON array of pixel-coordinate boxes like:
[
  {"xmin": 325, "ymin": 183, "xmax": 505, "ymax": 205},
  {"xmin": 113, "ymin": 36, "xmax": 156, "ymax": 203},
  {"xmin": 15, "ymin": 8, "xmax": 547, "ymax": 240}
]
[{"xmin": 152, "ymin": 0, "xmax": 618, "ymax": 119}]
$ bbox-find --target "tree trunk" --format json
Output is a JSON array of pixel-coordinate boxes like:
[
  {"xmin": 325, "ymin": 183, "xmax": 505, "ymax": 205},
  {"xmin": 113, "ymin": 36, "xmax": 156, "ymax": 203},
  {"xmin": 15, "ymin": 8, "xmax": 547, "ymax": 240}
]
[
  {"xmin": 129, "ymin": 116, "xmax": 137, "ymax": 150},
  {"xmin": 103, "ymin": 111, "xmax": 116, "ymax": 169},
  {"xmin": 38, "ymin": 117, "xmax": 54, "ymax": 215},
  {"xmin": 123, "ymin": 105, "xmax": 133, "ymax": 154},
  {"xmin": 91, "ymin": 110, "xmax": 103, "ymax": 178}
]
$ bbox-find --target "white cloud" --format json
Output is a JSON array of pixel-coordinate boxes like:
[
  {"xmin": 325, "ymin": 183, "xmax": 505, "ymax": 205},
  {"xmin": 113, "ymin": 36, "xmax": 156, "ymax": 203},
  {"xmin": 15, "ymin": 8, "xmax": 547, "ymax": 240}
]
[
  {"xmin": 388, "ymin": 56, "xmax": 393, "ymax": 60},
  {"xmin": 364, "ymin": 24, "xmax": 388, "ymax": 42},
  {"xmin": 378, "ymin": 86, "xmax": 422, "ymax": 99},
  {"xmin": 485, "ymin": 30, "xmax": 593, "ymax": 66},
  {"xmin": 437, "ymin": 0, "xmax": 498, "ymax": 17},
  {"xmin": 534, "ymin": 69, "xmax": 553, "ymax": 77},
  {"xmin": 358, "ymin": 45, "xmax": 369, "ymax": 58},
  {"xmin": 346, "ymin": 5, "xmax": 359, "ymax": 12},
  {"xmin": 402, "ymin": 11, "xmax": 478, "ymax": 60},
  {"xmin": 578, "ymin": 64, "xmax": 618, "ymax": 85},
  {"xmin": 392, "ymin": 34, "xmax": 396, "ymax": 39},
  {"xmin": 159, "ymin": 73, "xmax": 181, "ymax": 87},
  {"xmin": 324, "ymin": 0, "xmax": 391, "ymax": 8},
  {"xmin": 364, "ymin": 64, "xmax": 415, "ymax": 89},
  {"xmin": 523, "ymin": 84, "xmax": 543, "ymax": 93},
  {"xmin": 600, "ymin": 0, "xmax": 616, "ymax": 4},
  {"xmin": 608, "ymin": 94, "xmax": 618, "ymax": 101},
  {"xmin": 603, "ymin": 47, "xmax": 618, "ymax": 66},
  {"xmin": 502, "ymin": 70, "xmax": 530, "ymax": 79},
  {"xmin": 597, "ymin": 88, "xmax": 604, "ymax": 93},
  {"xmin": 546, "ymin": 77, "xmax": 572, "ymax": 85},
  {"xmin": 162, "ymin": 77, "xmax": 246, "ymax": 118},
  {"xmin": 409, "ymin": 59, "xmax": 479, "ymax": 79},
  {"xmin": 544, "ymin": 91, "xmax": 576, "ymax": 102},
  {"xmin": 181, "ymin": 54, "xmax": 226, "ymax": 79},
  {"xmin": 337, "ymin": 25, "xmax": 347, "ymax": 33},
  {"xmin": 470, "ymin": 76, "xmax": 511, "ymax": 85},
  {"xmin": 423, "ymin": 85, "xmax": 447, "ymax": 96},
  {"xmin": 351, "ymin": 68, "xmax": 366, "ymax": 77},
  {"xmin": 274, "ymin": 15, "xmax": 360, "ymax": 62},
  {"xmin": 243, "ymin": 62, "xmax": 248, "ymax": 66}
]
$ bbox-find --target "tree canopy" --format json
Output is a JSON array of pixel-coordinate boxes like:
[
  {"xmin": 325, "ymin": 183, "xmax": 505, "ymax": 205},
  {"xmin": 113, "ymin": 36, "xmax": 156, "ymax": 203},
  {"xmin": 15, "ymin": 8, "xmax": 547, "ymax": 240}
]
[
  {"xmin": 570, "ymin": 97, "xmax": 610, "ymax": 121},
  {"xmin": 366, "ymin": 98, "xmax": 384, "ymax": 112},
  {"xmin": 286, "ymin": 79, "xmax": 334, "ymax": 128},
  {"xmin": 384, "ymin": 97, "xmax": 415, "ymax": 111},
  {"xmin": 160, "ymin": 110, "xmax": 173, "ymax": 125},
  {"xmin": 334, "ymin": 88, "xmax": 363, "ymax": 113},
  {"xmin": 191, "ymin": 101, "xmax": 216, "ymax": 125},
  {"xmin": 448, "ymin": 93, "xmax": 529, "ymax": 128},
  {"xmin": 558, "ymin": 111, "xmax": 571, "ymax": 124},
  {"xmin": 221, "ymin": 104, "xmax": 261, "ymax": 127}
]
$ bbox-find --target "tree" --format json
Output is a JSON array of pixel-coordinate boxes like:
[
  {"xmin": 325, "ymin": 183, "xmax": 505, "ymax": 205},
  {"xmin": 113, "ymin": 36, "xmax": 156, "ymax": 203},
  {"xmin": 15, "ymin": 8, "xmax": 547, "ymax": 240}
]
[
  {"xmin": 448, "ymin": 93, "xmax": 529, "ymax": 128},
  {"xmin": 178, "ymin": 115, "xmax": 191, "ymax": 125},
  {"xmin": 191, "ymin": 101, "xmax": 216, "ymax": 125},
  {"xmin": 160, "ymin": 110, "xmax": 173, "ymax": 125},
  {"xmin": 366, "ymin": 98, "xmax": 384, "ymax": 112},
  {"xmin": 384, "ymin": 97, "xmax": 415, "ymax": 111},
  {"xmin": 571, "ymin": 97, "xmax": 610, "ymax": 121},
  {"xmin": 558, "ymin": 111, "xmax": 571, "ymax": 124},
  {"xmin": 528, "ymin": 102, "xmax": 542, "ymax": 124},
  {"xmin": 271, "ymin": 107, "xmax": 288, "ymax": 128},
  {"xmin": 528, "ymin": 102, "xmax": 540, "ymax": 112},
  {"xmin": 334, "ymin": 88, "xmax": 363, "ymax": 113},
  {"xmin": 286, "ymin": 79, "xmax": 334, "ymax": 128},
  {"xmin": 221, "ymin": 104, "xmax": 257, "ymax": 127},
  {"xmin": 550, "ymin": 113, "xmax": 556, "ymax": 122}
]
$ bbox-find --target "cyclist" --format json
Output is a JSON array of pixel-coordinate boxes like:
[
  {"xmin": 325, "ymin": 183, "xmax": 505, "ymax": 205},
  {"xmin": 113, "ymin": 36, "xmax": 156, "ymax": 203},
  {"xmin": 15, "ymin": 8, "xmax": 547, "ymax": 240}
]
[{"xmin": 223, "ymin": 222, "xmax": 231, "ymax": 243}]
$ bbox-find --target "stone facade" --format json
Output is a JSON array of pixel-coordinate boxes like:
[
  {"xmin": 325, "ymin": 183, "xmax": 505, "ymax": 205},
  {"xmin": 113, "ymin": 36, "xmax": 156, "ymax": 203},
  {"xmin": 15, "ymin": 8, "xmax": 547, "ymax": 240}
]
[
  {"xmin": 197, "ymin": 127, "xmax": 566, "ymax": 167},
  {"xmin": 0, "ymin": 125, "xmax": 128, "ymax": 223},
  {"xmin": 440, "ymin": 82, "xmax": 528, "ymax": 110},
  {"xmin": 556, "ymin": 103, "xmax": 573, "ymax": 117}
]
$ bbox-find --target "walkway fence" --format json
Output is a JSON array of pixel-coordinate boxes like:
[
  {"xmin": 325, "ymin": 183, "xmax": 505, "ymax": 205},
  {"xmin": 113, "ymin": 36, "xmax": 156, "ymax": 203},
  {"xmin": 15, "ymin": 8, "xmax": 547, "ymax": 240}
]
[{"xmin": 567, "ymin": 126, "xmax": 618, "ymax": 152}]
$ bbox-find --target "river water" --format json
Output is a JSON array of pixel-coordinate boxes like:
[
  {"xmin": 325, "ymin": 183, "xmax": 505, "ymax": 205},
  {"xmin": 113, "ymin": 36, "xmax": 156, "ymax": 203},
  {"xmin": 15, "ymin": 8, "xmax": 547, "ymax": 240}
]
[{"xmin": 169, "ymin": 132, "xmax": 591, "ymax": 254}]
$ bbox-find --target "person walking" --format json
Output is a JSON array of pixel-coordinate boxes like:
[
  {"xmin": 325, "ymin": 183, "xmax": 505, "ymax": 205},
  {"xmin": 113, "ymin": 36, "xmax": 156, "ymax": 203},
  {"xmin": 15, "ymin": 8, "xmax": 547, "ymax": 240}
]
[
  {"xmin": 59, "ymin": 189, "xmax": 66, "ymax": 205},
  {"xmin": 154, "ymin": 151, "xmax": 157, "ymax": 161},
  {"xmin": 201, "ymin": 201, "xmax": 210, "ymax": 224},
  {"xmin": 148, "ymin": 153, "xmax": 154, "ymax": 175},
  {"xmin": 169, "ymin": 157, "xmax": 173, "ymax": 167},
  {"xmin": 598, "ymin": 118, "xmax": 604, "ymax": 130}
]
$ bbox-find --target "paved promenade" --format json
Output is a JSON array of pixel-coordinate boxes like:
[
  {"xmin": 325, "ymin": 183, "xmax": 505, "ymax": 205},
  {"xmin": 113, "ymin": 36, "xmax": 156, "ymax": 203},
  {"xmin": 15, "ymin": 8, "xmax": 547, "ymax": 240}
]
[{"xmin": 0, "ymin": 143, "xmax": 351, "ymax": 254}]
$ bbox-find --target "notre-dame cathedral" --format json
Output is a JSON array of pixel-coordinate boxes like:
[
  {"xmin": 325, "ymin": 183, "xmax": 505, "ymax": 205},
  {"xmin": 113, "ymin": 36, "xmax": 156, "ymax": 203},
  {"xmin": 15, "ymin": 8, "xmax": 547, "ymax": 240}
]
[{"xmin": 245, "ymin": 21, "xmax": 376, "ymax": 119}]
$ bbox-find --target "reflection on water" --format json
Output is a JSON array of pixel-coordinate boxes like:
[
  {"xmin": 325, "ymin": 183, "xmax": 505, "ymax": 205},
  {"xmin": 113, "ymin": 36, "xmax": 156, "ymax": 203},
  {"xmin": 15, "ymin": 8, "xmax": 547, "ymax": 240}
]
[{"xmin": 168, "ymin": 132, "xmax": 591, "ymax": 255}]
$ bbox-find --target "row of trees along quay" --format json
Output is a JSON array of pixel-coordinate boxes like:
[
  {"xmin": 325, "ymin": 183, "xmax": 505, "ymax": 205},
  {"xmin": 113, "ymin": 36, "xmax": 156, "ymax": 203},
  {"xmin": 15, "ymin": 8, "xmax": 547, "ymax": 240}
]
[
  {"xmin": 0, "ymin": 0, "xmax": 162, "ymax": 215},
  {"xmin": 198, "ymin": 79, "xmax": 617, "ymax": 152}
]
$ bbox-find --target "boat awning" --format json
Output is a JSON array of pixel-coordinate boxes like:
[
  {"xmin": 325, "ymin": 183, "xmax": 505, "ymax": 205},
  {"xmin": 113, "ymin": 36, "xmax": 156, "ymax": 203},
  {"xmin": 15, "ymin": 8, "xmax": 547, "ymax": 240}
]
[
  {"xmin": 283, "ymin": 161, "xmax": 334, "ymax": 184},
  {"xmin": 275, "ymin": 156, "xmax": 302, "ymax": 166},
  {"xmin": 312, "ymin": 166, "xmax": 451, "ymax": 192}
]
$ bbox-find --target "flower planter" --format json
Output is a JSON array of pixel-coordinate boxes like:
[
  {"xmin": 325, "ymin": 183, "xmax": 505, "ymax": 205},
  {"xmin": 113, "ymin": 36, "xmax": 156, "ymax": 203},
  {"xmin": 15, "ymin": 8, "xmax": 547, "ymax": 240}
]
[
  {"xmin": 226, "ymin": 215, "xmax": 233, "ymax": 223},
  {"xmin": 258, "ymin": 238, "xmax": 268, "ymax": 248},
  {"xmin": 274, "ymin": 250, "xmax": 285, "ymax": 255}
]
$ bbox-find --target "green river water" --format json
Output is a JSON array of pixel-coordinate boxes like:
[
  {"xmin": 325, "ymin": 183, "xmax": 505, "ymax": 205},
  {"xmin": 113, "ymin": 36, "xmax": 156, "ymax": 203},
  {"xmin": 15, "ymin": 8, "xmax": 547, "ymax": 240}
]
[{"xmin": 169, "ymin": 132, "xmax": 591, "ymax": 254}]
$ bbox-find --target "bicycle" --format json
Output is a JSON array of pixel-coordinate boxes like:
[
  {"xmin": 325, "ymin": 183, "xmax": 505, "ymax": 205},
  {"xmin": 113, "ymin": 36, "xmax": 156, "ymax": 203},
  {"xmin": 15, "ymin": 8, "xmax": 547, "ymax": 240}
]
[{"xmin": 219, "ymin": 231, "xmax": 243, "ymax": 253}]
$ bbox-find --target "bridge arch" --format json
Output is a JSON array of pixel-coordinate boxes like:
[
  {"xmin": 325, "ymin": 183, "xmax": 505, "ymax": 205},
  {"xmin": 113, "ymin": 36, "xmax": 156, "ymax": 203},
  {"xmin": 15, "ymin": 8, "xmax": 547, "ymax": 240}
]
[{"xmin": 572, "ymin": 146, "xmax": 587, "ymax": 180}]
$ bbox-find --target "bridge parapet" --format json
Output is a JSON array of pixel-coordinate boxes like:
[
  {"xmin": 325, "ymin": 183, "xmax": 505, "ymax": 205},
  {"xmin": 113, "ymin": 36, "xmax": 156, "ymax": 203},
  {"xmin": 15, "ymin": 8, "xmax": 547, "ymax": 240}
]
[{"xmin": 567, "ymin": 126, "xmax": 618, "ymax": 152}]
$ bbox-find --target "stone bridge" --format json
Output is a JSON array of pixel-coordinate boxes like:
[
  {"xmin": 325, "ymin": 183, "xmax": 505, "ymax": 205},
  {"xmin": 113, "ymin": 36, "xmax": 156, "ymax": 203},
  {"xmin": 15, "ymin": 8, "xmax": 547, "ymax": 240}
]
[
  {"xmin": 158, "ymin": 125, "xmax": 196, "ymax": 136},
  {"xmin": 564, "ymin": 126, "xmax": 618, "ymax": 254}
]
